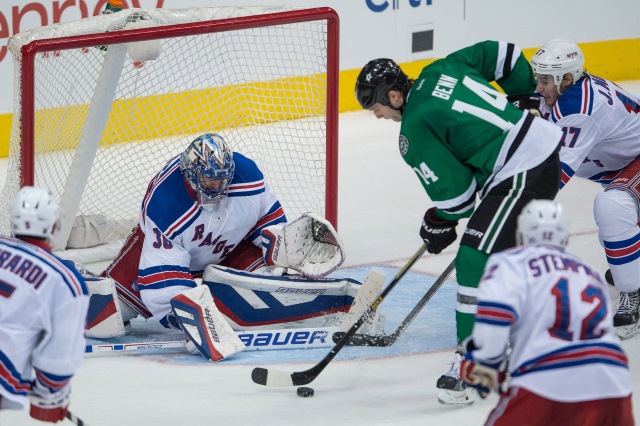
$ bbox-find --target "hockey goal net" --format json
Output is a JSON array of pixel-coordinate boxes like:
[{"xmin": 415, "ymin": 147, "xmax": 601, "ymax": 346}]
[{"xmin": 1, "ymin": 6, "xmax": 339, "ymax": 261}]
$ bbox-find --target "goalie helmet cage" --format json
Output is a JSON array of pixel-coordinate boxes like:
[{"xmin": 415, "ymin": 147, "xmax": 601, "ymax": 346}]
[{"xmin": 1, "ymin": 6, "xmax": 339, "ymax": 259}]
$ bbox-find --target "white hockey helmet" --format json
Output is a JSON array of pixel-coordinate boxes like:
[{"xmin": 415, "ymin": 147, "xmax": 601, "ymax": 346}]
[
  {"xmin": 531, "ymin": 39, "xmax": 584, "ymax": 93},
  {"xmin": 516, "ymin": 200, "xmax": 570, "ymax": 248},
  {"xmin": 10, "ymin": 186, "xmax": 61, "ymax": 240}
]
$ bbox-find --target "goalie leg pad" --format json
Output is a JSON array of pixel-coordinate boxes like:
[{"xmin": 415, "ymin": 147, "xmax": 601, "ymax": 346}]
[
  {"xmin": 170, "ymin": 286, "xmax": 246, "ymax": 362},
  {"xmin": 86, "ymin": 278, "xmax": 130, "ymax": 338},
  {"xmin": 101, "ymin": 224, "xmax": 152, "ymax": 318},
  {"xmin": 203, "ymin": 264, "xmax": 362, "ymax": 329},
  {"xmin": 261, "ymin": 212, "xmax": 345, "ymax": 278}
]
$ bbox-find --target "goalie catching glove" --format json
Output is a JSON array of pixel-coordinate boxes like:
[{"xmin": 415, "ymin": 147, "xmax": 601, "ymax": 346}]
[
  {"xmin": 261, "ymin": 212, "xmax": 345, "ymax": 278},
  {"xmin": 420, "ymin": 207, "xmax": 458, "ymax": 254},
  {"xmin": 460, "ymin": 338, "xmax": 508, "ymax": 399}
]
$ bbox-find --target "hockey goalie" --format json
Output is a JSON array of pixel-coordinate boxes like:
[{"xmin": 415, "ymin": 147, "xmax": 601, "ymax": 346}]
[{"xmin": 83, "ymin": 133, "xmax": 382, "ymax": 362}]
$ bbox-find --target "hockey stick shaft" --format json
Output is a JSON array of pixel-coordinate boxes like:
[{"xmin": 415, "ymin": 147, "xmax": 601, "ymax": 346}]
[
  {"xmin": 66, "ymin": 410, "xmax": 89, "ymax": 426},
  {"xmin": 335, "ymin": 259, "xmax": 456, "ymax": 346},
  {"xmin": 251, "ymin": 243, "xmax": 428, "ymax": 387}
]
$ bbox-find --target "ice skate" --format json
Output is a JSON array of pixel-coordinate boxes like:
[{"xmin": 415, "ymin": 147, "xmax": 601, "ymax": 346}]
[
  {"xmin": 614, "ymin": 290, "xmax": 640, "ymax": 340},
  {"xmin": 617, "ymin": 321, "xmax": 640, "ymax": 340},
  {"xmin": 436, "ymin": 351, "xmax": 475, "ymax": 406}
]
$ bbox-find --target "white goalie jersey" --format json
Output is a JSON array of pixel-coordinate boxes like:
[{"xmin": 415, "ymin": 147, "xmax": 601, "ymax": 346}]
[
  {"xmin": 471, "ymin": 244, "xmax": 632, "ymax": 402},
  {"xmin": 137, "ymin": 152, "xmax": 286, "ymax": 319}
]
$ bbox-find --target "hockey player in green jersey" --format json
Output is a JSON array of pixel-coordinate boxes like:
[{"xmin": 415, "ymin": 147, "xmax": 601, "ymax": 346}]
[{"xmin": 356, "ymin": 41, "xmax": 563, "ymax": 405}]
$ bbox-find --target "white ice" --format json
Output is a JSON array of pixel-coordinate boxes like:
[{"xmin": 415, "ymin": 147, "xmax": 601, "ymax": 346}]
[{"xmin": 2, "ymin": 82, "xmax": 640, "ymax": 426}]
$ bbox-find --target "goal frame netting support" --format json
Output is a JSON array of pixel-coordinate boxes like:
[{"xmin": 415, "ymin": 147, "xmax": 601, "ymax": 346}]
[{"xmin": 8, "ymin": 7, "xmax": 339, "ymax": 258}]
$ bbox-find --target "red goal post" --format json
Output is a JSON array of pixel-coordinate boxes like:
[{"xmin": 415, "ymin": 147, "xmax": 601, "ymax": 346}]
[{"xmin": 1, "ymin": 6, "xmax": 339, "ymax": 261}]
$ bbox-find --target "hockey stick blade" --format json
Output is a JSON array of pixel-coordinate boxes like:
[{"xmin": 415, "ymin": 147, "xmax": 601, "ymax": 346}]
[
  {"xmin": 333, "ymin": 259, "xmax": 456, "ymax": 347},
  {"xmin": 333, "ymin": 333, "xmax": 391, "ymax": 346},
  {"xmin": 251, "ymin": 367, "xmax": 301, "ymax": 387},
  {"xmin": 252, "ymin": 362, "xmax": 330, "ymax": 387},
  {"xmin": 251, "ymin": 243, "xmax": 428, "ymax": 387}
]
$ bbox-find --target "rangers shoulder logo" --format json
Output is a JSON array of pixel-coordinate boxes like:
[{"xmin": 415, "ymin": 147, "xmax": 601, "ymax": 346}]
[{"xmin": 399, "ymin": 135, "xmax": 409, "ymax": 156}]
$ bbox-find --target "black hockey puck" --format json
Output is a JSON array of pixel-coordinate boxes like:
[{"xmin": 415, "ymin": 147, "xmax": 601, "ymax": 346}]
[
  {"xmin": 297, "ymin": 387, "xmax": 314, "ymax": 398},
  {"xmin": 605, "ymin": 269, "xmax": 615, "ymax": 286}
]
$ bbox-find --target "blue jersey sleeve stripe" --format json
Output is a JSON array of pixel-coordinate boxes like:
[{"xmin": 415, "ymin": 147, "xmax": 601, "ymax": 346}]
[
  {"xmin": 580, "ymin": 77, "xmax": 594, "ymax": 115},
  {"xmin": 512, "ymin": 342, "xmax": 628, "ymax": 377},
  {"xmin": 246, "ymin": 204, "xmax": 287, "ymax": 242},
  {"xmin": 139, "ymin": 278, "xmax": 197, "ymax": 291},
  {"xmin": 166, "ymin": 204, "xmax": 201, "ymax": 240},
  {"xmin": 139, "ymin": 265, "xmax": 191, "ymax": 277},
  {"xmin": 228, "ymin": 188, "xmax": 266, "ymax": 198},
  {"xmin": 0, "ymin": 349, "xmax": 31, "ymax": 396},
  {"xmin": 560, "ymin": 162, "xmax": 575, "ymax": 188},
  {"xmin": 35, "ymin": 369, "xmax": 71, "ymax": 392}
]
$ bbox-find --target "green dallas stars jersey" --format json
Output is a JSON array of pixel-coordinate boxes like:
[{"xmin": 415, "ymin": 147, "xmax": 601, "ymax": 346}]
[{"xmin": 400, "ymin": 40, "xmax": 562, "ymax": 221}]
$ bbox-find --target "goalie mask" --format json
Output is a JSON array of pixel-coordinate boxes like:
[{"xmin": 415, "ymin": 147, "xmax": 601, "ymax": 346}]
[
  {"xmin": 356, "ymin": 58, "xmax": 411, "ymax": 111},
  {"xmin": 180, "ymin": 133, "xmax": 235, "ymax": 214},
  {"xmin": 516, "ymin": 200, "xmax": 570, "ymax": 248},
  {"xmin": 10, "ymin": 186, "xmax": 61, "ymax": 240},
  {"xmin": 531, "ymin": 39, "xmax": 584, "ymax": 94}
]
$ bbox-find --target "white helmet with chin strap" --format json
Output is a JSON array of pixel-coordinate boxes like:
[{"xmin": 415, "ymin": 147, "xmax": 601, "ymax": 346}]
[
  {"xmin": 10, "ymin": 186, "xmax": 61, "ymax": 240},
  {"xmin": 516, "ymin": 200, "xmax": 570, "ymax": 248},
  {"xmin": 531, "ymin": 38, "xmax": 584, "ymax": 94}
]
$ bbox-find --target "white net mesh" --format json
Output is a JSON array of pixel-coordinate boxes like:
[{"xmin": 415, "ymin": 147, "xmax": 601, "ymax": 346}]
[{"xmin": 1, "ymin": 6, "xmax": 337, "ymax": 255}]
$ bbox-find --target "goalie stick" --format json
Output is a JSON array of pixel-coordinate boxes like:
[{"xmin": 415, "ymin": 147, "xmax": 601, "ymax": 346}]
[
  {"xmin": 251, "ymin": 243, "xmax": 428, "ymax": 387},
  {"xmin": 85, "ymin": 326, "xmax": 340, "ymax": 353},
  {"xmin": 85, "ymin": 340, "xmax": 187, "ymax": 353},
  {"xmin": 332, "ymin": 259, "xmax": 455, "ymax": 346}
]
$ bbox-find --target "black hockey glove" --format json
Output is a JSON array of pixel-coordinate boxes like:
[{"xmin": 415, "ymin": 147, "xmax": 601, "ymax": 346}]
[
  {"xmin": 506, "ymin": 94, "xmax": 542, "ymax": 117},
  {"xmin": 419, "ymin": 207, "xmax": 458, "ymax": 254}
]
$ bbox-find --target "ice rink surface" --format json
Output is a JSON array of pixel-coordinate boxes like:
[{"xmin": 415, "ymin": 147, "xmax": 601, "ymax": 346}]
[{"xmin": 2, "ymin": 82, "xmax": 640, "ymax": 426}]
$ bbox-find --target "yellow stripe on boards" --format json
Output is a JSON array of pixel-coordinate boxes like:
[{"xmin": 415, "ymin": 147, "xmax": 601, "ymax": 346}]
[
  {"xmin": 0, "ymin": 114, "xmax": 10, "ymax": 157},
  {"xmin": 340, "ymin": 37, "xmax": 640, "ymax": 113},
  {"xmin": 2, "ymin": 73, "xmax": 327, "ymax": 156}
]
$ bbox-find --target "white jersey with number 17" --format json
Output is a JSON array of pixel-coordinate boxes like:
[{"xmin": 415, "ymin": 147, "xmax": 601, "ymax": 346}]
[{"xmin": 540, "ymin": 74, "xmax": 640, "ymax": 187}]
